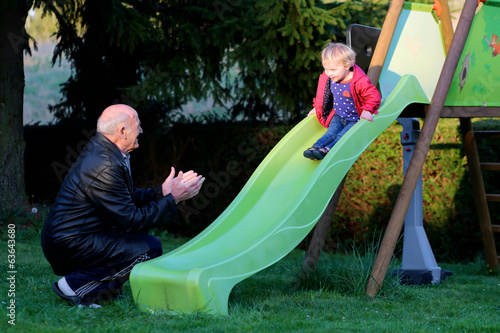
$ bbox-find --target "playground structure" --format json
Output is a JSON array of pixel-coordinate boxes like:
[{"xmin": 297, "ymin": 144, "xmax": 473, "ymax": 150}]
[
  {"xmin": 129, "ymin": 0, "xmax": 500, "ymax": 314},
  {"xmin": 365, "ymin": 0, "xmax": 500, "ymax": 295}
]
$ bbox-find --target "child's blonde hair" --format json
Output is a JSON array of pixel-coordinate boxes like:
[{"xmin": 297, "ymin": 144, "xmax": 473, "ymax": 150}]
[{"xmin": 321, "ymin": 43, "xmax": 356, "ymax": 67}]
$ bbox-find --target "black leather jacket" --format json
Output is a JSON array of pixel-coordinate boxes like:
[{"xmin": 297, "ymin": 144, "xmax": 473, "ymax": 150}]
[{"xmin": 41, "ymin": 132, "xmax": 178, "ymax": 276}]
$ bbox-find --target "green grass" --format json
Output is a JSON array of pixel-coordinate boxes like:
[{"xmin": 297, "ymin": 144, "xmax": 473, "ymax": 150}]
[{"xmin": 1, "ymin": 208, "xmax": 499, "ymax": 332}]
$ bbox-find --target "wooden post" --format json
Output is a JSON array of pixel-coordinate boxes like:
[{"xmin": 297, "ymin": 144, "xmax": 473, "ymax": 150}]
[
  {"xmin": 460, "ymin": 119, "xmax": 499, "ymax": 271},
  {"xmin": 366, "ymin": 0, "xmax": 405, "ymax": 84},
  {"xmin": 366, "ymin": 0, "xmax": 479, "ymax": 296},
  {"xmin": 301, "ymin": 176, "xmax": 346, "ymax": 275},
  {"xmin": 437, "ymin": 0, "xmax": 454, "ymax": 52}
]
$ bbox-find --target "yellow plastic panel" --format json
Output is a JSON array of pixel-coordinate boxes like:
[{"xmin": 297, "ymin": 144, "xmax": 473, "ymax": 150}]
[{"xmin": 379, "ymin": 3, "xmax": 446, "ymax": 101}]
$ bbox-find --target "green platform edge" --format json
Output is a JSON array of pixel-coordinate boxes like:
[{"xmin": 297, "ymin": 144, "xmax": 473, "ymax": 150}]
[{"xmin": 129, "ymin": 74, "xmax": 429, "ymax": 315}]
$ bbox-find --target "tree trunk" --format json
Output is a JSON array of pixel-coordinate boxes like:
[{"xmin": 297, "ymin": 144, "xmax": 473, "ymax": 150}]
[{"xmin": 0, "ymin": 2, "xmax": 30, "ymax": 209}]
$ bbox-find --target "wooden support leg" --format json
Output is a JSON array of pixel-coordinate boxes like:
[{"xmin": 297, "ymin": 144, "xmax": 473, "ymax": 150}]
[
  {"xmin": 437, "ymin": 0, "xmax": 454, "ymax": 52},
  {"xmin": 366, "ymin": 0, "xmax": 405, "ymax": 84},
  {"xmin": 301, "ymin": 176, "xmax": 346, "ymax": 275}
]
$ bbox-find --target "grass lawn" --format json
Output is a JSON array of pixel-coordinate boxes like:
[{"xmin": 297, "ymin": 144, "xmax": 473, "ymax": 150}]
[
  {"xmin": 13, "ymin": 3, "xmax": 499, "ymax": 331},
  {"xmin": 1, "ymin": 223, "xmax": 498, "ymax": 332}
]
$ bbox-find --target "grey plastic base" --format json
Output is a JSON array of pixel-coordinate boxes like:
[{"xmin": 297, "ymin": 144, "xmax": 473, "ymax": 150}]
[{"xmin": 393, "ymin": 269, "xmax": 453, "ymax": 285}]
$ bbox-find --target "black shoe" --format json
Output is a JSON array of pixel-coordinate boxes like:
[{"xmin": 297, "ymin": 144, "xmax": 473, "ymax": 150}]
[
  {"xmin": 312, "ymin": 148, "xmax": 329, "ymax": 160},
  {"xmin": 303, "ymin": 147, "xmax": 319, "ymax": 160},
  {"xmin": 52, "ymin": 282, "xmax": 101, "ymax": 308}
]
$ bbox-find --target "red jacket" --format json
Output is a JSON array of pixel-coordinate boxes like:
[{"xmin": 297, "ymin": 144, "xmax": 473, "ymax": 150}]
[{"xmin": 312, "ymin": 64, "xmax": 381, "ymax": 128}]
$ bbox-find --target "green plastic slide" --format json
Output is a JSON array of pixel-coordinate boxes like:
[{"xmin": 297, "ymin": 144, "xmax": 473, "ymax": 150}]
[{"xmin": 130, "ymin": 74, "xmax": 429, "ymax": 315}]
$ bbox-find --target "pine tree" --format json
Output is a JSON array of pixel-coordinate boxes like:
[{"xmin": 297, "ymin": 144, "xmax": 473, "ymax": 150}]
[
  {"xmin": 227, "ymin": 0, "xmax": 350, "ymax": 121},
  {"xmin": 41, "ymin": 0, "xmax": 359, "ymax": 125}
]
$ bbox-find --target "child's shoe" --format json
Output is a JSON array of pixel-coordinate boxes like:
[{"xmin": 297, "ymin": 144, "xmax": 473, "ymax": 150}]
[
  {"xmin": 303, "ymin": 146, "xmax": 319, "ymax": 160},
  {"xmin": 312, "ymin": 147, "xmax": 329, "ymax": 160}
]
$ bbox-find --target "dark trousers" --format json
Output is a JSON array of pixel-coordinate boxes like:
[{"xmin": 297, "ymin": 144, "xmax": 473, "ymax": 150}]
[{"xmin": 64, "ymin": 234, "xmax": 162, "ymax": 301}]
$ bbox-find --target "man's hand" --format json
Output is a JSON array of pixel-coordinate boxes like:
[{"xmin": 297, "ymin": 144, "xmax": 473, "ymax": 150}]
[
  {"xmin": 162, "ymin": 167, "xmax": 205, "ymax": 204},
  {"xmin": 360, "ymin": 110, "xmax": 374, "ymax": 122}
]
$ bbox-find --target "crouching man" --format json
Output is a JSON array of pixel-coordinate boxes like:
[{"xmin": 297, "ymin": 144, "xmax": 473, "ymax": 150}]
[{"xmin": 41, "ymin": 104, "xmax": 205, "ymax": 307}]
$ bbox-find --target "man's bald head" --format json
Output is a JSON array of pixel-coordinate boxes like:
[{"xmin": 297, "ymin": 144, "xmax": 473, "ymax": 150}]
[
  {"xmin": 97, "ymin": 104, "xmax": 138, "ymax": 135},
  {"xmin": 96, "ymin": 104, "xmax": 143, "ymax": 154}
]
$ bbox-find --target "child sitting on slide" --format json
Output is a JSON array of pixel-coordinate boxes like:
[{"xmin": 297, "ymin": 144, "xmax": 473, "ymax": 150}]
[{"xmin": 304, "ymin": 43, "xmax": 381, "ymax": 160}]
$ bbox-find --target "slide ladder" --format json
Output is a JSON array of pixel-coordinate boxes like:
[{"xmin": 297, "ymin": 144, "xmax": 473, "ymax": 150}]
[
  {"xmin": 445, "ymin": 0, "xmax": 500, "ymax": 271},
  {"xmin": 461, "ymin": 120, "xmax": 500, "ymax": 270}
]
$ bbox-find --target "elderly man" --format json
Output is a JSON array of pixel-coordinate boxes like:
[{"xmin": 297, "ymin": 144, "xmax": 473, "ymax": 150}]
[{"xmin": 41, "ymin": 104, "xmax": 205, "ymax": 307}]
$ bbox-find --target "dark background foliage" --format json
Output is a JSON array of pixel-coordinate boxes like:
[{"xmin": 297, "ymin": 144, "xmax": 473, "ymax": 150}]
[
  {"xmin": 24, "ymin": 117, "xmax": 500, "ymax": 263},
  {"xmin": 45, "ymin": 0, "xmax": 374, "ymax": 128},
  {"xmin": 18, "ymin": 0, "xmax": 499, "ymax": 263}
]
